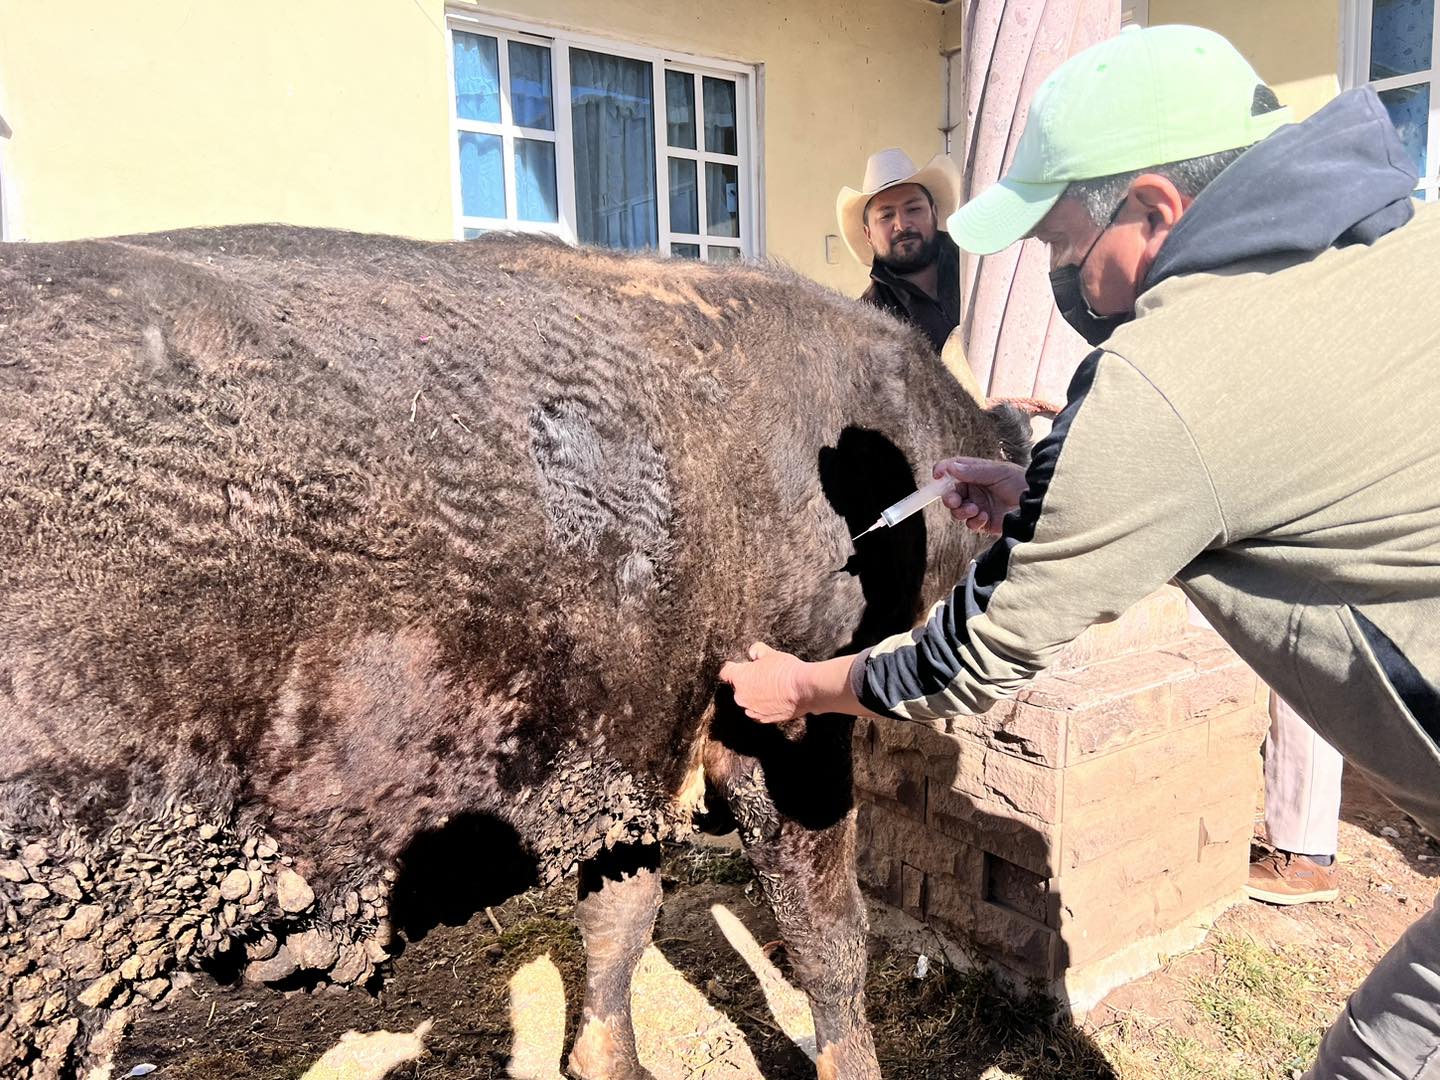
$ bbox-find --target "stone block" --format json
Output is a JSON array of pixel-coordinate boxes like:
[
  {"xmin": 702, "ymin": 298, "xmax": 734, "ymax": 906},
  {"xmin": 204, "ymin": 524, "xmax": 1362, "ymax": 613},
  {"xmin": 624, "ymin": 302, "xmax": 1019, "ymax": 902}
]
[
  {"xmin": 1062, "ymin": 721, "xmax": 1209, "ymax": 817},
  {"xmin": 864, "ymin": 801, "xmax": 966, "ymax": 880},
  {"xmin": 1055, "ymin": 650, "xmax": 1195, "ymax": 761},
  {"xmin": 1059, "ymin": 751, "xmax": 1258, "ymax": 871},
  {"xmin": 931, "ymin": 737, "xmax": 990, "ymax": 802},
  {"xmin": 900, "ymin": 863, "xmax": 925, "ymax": 919},
  {"xmin": 1161, "ymin": 629, "xmax": 1244, "ymax": 672},
  {"xmin": 1058, "ymin": 843, "xmax": 1245, "ymax": 970},
  {"xmin": 853, "ymin": 746, "xmax": 928, "ymax": 819},
  {"xmin": 973, "ymin": 899, "xmax": 1057, "ymax": 980},
  {"xmin": 926, "ymin": 778, "xmax": 1056, "ymax": 877},
  {"xmin": 983, "ymin": 751, "xmax": 1062, "ymax": 823},
  {"xmin": 984, "ymin": 852, "xmax": 1053, "ymax": 926},
  {"xmin": 948, "ymin": 695, "xmax": 1066, "ymax": 768},
  {"xmin": 1172, "ymin": 662, "xmax": 1258, "ymax": 728},
  {"xmin": 1208, "ymin": 701, "xmax": 1270, "ymax": 755},
  {"xmin": 857, "ymin": 848, "xmax": 900, "ymax": 907},
  {"xmin": 922, "ymin": 869, "xmax": 977, "ymax": 939}
]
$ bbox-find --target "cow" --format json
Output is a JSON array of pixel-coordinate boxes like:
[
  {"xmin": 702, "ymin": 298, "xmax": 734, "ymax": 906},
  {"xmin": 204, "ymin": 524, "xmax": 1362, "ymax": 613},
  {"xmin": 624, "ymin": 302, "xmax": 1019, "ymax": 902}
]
[{"xmin": 0, "ymin": 226, "xmax": 1024, "ymax": 1079}]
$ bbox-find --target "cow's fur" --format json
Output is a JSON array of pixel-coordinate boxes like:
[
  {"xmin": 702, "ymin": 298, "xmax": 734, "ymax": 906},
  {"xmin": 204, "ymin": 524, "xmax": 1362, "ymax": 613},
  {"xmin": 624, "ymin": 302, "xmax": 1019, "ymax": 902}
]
[{"xmin": 0, "ymin": 227, "xmax": 1022, "ymax": 1079}]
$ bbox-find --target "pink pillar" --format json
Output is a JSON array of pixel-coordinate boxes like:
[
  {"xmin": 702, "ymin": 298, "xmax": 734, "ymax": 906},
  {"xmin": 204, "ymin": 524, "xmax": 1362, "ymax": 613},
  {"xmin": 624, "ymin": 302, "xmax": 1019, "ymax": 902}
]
[{"xmin": 957, "ymin": 0, "xmax": 1118, "ymax": 405}]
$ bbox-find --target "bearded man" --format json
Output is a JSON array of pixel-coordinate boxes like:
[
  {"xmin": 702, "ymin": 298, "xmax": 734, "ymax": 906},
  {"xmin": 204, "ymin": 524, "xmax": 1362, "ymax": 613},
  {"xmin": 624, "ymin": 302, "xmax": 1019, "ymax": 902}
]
[{"xmin": 836, "ymin": 148, "xmax": 963, "ymax": 354}]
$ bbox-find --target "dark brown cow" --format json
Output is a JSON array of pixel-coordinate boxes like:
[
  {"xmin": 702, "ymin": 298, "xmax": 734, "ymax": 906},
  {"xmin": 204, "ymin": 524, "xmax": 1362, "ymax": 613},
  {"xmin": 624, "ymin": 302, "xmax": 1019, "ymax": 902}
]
[{"xmin": 0, "ymin": 227, "xmax": 1021, "ymax": 1079}]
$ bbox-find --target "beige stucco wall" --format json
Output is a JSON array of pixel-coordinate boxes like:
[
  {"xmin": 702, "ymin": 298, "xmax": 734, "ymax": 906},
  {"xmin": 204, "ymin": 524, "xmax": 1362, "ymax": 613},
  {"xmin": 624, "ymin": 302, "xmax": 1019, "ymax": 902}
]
[
  {"xmin": 0, "ymin": 0, "xmax": 944, "ymax": 293},
  {"xmin": 1149, "ymin": 0, "xmax": 1343, "ymax": 119}
]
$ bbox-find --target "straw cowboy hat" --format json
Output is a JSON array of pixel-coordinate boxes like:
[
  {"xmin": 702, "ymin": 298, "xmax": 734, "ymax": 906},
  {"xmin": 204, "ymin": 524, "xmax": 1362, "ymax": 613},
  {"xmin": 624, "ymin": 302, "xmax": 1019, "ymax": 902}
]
[{"xmin": 835, "ymin": 148, "xmax": 963, "ymax": 267}]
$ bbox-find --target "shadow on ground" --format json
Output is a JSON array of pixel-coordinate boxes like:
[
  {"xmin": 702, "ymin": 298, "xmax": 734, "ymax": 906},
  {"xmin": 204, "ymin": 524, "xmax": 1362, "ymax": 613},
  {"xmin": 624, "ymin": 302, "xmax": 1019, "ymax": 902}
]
[{"xmin": 119, "ymin": 845, "xmax": 1119, "ymax": 1079}]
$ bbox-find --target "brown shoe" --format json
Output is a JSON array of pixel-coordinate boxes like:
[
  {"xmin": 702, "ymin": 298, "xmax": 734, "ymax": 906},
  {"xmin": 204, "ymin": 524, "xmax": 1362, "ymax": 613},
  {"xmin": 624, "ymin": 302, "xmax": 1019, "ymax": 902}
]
[{"xmin": 1246, "ymin": 850, "xmax": 1339, "ymax": 905}]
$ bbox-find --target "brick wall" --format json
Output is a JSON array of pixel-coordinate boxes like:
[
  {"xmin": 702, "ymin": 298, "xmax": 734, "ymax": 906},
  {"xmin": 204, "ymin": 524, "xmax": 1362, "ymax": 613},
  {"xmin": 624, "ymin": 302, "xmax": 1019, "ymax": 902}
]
[{"xmin": 852, "ymin": 585, "xmax": 1268, "ymax": 1005}]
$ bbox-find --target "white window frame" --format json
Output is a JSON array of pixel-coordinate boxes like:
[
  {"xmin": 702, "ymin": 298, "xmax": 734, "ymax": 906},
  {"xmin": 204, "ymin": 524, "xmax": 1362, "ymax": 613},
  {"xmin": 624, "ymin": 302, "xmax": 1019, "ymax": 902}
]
[
  {"xmin": 446, "ymin": 22, "xmax": 573, "ymax": 242},
  {"xmin": 1120, "ymin": 1, "xmax": 1148, "ymax": 28},
  {"xmin": 446, "ymin": 9, "xmax": 762, "ymax": 261},
  {"xmin": 1342, "ymin": 0, "xmax": 1440, "ymax": 201}
]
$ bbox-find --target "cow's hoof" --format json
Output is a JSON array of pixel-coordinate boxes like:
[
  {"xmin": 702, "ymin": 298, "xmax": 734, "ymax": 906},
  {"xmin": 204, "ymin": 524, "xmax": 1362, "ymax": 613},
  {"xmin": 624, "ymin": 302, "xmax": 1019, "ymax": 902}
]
[
  {"xmin": 814, "ymin": 1024, "xmax": 882, "ymax": 1080},
  {"xmin": 565, "ymin": 1055, "xmax": 656, "ymax": 1080},
  {"xmin": 566, "ymin": 1016, "xmax": 655, "ymax": 1080},
  {"xmin": 566, "ymin": 1066, "xmax": 655, "ymax": 1080}
]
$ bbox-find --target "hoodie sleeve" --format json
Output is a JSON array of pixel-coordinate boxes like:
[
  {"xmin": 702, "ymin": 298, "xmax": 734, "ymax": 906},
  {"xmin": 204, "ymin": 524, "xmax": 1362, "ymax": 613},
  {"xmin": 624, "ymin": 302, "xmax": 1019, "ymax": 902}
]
[{"xmin": 857, "ymin": 349, "xmax": 1227, "ymax": 721}]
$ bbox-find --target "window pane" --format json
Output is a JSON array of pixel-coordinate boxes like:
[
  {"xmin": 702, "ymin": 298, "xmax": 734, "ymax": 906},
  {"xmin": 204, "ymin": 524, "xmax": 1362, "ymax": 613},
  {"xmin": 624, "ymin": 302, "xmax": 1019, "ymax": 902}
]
[
  {"xmin": 458, "ymin": 132, "xmax": 505, "ymax": 218},
  {"xmin": 668, "ymin": 157, "xmax": 699, "ymax": 234},
  {"xmin": 463, "ymin": 227, "xmax": 484, "ymax": 239},
  {"xmin": 454, "ymin": 32, "xmax": 501, "ymax": 123},
  {"xmin": 707, "ymin": 245, "xmax": 741, "ymax": 263},
  {"xmin": 1371, "ymin": 0, "xmax": 1435, "ymax": 80},
  {"xmin": 665, "ymin": 70, "xmax": 696, "ymax": 149},
  {"xmin": 703, "ymin": 77, "xmax": 738, "ymax": 155},
  {"xmin": 516, "ymin": 139, "xmax": 559, "ymax": 222},
  {"xmin": 671, "ymin": 243, "xmax": 701, "ymax": 259},
  {"xmin": 705, "ymin": 161, "xmax": 739, "ymax": 237},
  {"xmin": 509, "ymin": 41, "xmax": 555, "ymax": 130},
  {"xmin": 1379, "ymin": 83, "xmax": 1430, "ymax": 175},
  {"xmin": 571, "ymin": 49, "xmax": 658, "ymax": 249}
]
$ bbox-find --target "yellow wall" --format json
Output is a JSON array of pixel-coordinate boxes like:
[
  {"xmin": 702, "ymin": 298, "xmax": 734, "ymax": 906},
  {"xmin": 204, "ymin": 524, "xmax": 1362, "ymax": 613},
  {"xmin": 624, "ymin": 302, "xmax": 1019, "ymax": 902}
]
[
  {"xmin": 1149, "ymin": 0, "xmax": 1343, "ymax": 119},
  {"xmin": 0, "ymin": 0, "xmax": 944, "ymax": 294},
  {"xmin": 0, "ymin": 2, "xmax": 456, "ymax": 243}
]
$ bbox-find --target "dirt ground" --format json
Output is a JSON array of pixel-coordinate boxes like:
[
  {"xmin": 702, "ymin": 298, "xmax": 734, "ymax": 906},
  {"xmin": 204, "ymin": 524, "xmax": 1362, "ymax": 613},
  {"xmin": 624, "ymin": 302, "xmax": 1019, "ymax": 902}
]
[{"xmin": 115, "ymin": 773, "xmax": 1436, "ymax": 1080}]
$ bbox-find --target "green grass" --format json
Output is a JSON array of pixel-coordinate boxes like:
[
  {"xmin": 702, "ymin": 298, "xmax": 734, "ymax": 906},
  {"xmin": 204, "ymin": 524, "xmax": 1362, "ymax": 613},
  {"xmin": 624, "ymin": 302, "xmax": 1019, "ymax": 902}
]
[{"xmin": 1096, "ymin": 931, "xmax": 1330, "ymax": 1080}]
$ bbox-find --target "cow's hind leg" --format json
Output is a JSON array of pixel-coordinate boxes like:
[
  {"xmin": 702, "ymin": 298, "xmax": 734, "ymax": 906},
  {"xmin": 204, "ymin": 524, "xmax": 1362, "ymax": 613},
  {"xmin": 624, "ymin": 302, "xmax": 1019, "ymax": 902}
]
[
  {"xmin": 707, "ymin": 712, "xmax": 880, "ymax": 1080},
  {"xmin": 567, "ymin": 844, "xmax": 661, "ymax": 1080}
]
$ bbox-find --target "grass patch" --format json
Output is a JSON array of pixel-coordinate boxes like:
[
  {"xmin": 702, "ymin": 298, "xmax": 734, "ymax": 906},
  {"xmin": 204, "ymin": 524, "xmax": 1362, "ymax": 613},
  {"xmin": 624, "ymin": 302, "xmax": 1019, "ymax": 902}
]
[
  {"xmin": 669, "ymin": 846, "xmax": 755, "ymax": 887},
  {"xmin": 1096, "ymin": 931, "xmax": 1330, "ymax": 1080},
  {"xmin": 1190, "ymin": 933, "xmax": 1326, "ymax": 1078}
]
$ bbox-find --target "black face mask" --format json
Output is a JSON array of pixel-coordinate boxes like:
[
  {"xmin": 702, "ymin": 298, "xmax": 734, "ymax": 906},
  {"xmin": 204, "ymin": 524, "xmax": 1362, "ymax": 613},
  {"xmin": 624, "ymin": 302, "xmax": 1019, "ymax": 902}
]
[{"xmin": 1049, "ymin": 200, "xmax": 1133, "ymax": 346}]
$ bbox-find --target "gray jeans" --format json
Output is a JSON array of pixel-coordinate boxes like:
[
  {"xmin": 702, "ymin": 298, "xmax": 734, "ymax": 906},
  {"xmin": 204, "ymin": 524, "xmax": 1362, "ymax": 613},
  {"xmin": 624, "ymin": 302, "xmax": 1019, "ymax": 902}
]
[{"xmin": 1305, "ymin": 890, "xmax": 1440, "ymax": 1078}]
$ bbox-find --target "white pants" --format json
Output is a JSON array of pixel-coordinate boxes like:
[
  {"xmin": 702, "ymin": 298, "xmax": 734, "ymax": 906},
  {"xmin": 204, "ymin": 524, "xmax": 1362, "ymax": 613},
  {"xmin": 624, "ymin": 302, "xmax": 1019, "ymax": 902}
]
[{"xmin": 1265, "ymin": 692, "xmax": 1344, "ymax": 857}]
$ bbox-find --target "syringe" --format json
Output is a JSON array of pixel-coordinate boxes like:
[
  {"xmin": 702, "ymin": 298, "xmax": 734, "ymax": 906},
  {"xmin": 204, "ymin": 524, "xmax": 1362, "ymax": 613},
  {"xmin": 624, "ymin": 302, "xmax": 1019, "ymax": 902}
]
[{"xmin": 851, "ymin": 475, "xmax": 956, "ymax": 542}]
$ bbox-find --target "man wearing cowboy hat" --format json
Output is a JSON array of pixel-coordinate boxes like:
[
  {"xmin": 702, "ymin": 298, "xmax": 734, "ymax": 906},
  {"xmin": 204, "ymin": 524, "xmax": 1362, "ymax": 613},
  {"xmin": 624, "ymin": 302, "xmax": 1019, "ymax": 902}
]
[
  {"xmin": 727, "ymin": 24, "xmax": 1440, "ymax": 1077},
  {"xmin": 837, "ymin": 148, "xmax": 963, "ymax": 354}
]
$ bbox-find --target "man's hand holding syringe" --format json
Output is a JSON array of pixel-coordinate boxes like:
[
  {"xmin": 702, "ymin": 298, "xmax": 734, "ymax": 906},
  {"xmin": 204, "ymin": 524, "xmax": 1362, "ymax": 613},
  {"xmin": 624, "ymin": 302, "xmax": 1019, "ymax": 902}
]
[
  {"xmin": 851, "ymin": 456, "xmax": 1030, "ymax": 540},
  {"xmin": 719, "ymin": 455, "xmax": 1030, "ymax": 724}
]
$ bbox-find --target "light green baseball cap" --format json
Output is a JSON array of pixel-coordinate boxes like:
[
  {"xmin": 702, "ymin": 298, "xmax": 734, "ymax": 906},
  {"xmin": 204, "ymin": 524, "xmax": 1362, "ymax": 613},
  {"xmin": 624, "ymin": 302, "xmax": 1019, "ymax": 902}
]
[{"xmin": 948, "ymin": 24, "xmax": 1291, "ymax": 255}]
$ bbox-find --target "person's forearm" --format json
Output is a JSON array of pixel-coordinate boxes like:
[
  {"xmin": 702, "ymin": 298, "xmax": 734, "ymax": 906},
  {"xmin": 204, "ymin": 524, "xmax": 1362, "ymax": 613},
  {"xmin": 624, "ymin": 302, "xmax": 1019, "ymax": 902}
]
[{"xmin": 799, "ymin": 653, "xmax": 886, "ymax": 719}]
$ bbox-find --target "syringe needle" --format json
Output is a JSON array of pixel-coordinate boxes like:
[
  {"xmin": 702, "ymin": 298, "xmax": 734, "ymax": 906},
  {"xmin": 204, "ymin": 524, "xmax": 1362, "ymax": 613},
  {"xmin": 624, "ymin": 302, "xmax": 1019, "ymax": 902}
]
[{"xmin": 850, "ymin": 520, "xmax": 883, "ymax": 543}]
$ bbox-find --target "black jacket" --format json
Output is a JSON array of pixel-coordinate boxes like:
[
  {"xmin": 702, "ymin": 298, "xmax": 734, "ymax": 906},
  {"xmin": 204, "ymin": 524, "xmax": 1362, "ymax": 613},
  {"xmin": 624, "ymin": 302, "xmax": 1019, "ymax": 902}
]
[{"xmin": 858, "ymin": 232, "xmax": 962, "ymax": 353}]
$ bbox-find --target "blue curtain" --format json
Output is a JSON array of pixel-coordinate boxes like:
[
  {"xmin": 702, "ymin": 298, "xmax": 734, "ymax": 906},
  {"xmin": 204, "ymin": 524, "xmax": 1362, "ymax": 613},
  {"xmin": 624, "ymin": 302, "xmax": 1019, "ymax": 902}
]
[
  {"xmin": 1371, "ymin": 0, "xmax": 1435, "ymax": 79},
  {"xmin": 570, "ymin": 49, "xmax": 658, "ymax": 249},
  {"xmin": 454, "ymin": 32, "xmax": 501, "ymax": 122},
  {"xmin": 459, "ymin": 132, "xmax": 505, "ymax": 219}
]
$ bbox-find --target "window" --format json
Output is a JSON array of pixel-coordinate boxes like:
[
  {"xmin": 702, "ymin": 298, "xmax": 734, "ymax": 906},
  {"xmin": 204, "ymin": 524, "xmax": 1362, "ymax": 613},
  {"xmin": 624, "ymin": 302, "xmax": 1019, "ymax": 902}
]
[
  {"xmin": 1344, "ymin": 0, "xmax": 1440, "ymax": 200},
  {"xmin": 446, "ymin": 12, "xmax": 758, "ymax": 261},
  {"xmin": 1120, "ymin": 1, "xmax": 1148, "ymax": 28}
]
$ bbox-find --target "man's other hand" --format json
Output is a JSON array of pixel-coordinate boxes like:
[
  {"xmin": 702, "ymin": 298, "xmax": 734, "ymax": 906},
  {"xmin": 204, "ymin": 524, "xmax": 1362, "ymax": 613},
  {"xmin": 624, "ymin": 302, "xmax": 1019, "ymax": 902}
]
[{"xmin": 718, "ymin": 642, "xmax": 809, "ymax": 724}]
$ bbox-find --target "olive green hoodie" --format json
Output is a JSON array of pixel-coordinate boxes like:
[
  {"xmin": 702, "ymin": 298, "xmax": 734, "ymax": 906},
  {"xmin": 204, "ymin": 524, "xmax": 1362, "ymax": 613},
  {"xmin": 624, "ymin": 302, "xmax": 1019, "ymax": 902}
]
[{"xmin": 858, "ymin": 89, "xmax": 1440, "ymax": 835}]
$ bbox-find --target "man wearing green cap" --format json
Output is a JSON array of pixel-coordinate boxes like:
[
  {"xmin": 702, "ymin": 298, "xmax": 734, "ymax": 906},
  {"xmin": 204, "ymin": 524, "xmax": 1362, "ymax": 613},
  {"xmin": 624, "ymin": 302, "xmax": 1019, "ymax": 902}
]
[{"xmin": 722, "ymin": 23, "xmax": 1440, "ymax": 1078}]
